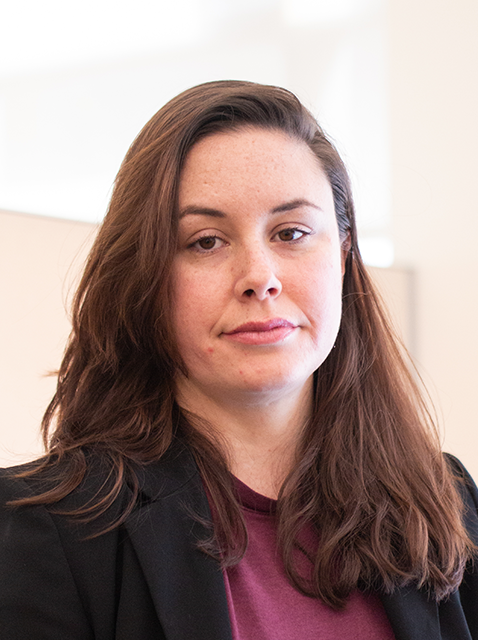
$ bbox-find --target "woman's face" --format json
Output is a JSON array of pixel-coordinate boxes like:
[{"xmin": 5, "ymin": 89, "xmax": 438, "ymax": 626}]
[{"xmin": 171, "ymin": 127, "xmax": 346, "ymax": 408}]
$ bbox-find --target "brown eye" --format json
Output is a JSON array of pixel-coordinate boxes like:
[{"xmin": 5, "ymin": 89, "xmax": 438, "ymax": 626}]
[
  {"xmin": 276, "ymin": 228, "xmax": 305, "ymax": 242},
  {"xmin": 197, "ymin": 236, "xmax": 217, "ymax": 250},
  {"xmin": 278, "ymin": 229, "xmax": 295, "ymax": 241},
  {"xmin": 192, "ymin": 235, "xmax": 226, "ymax": 252}
]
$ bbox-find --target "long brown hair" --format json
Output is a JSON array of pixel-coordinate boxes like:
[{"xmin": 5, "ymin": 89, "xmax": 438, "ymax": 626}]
[{"xmin": 13, "ymin": 80, "xmax": 474, "ymax": 608}]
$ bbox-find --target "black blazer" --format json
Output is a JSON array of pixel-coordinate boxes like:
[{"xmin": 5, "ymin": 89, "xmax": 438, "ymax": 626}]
[{"xmin": 1, "ymin": 444, "xmax": 478, "ymax": 640}]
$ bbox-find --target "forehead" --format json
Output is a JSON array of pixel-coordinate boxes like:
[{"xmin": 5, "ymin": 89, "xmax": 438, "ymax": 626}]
[{"xmin": 178, "ymin": 127, "xmax": 331, "ymax": 209}]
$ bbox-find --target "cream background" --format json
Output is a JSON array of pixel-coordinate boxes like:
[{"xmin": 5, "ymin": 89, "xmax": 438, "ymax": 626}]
[
  {"xmin": 389, "ymin": 0, "xmax": 478, "ymax": 478},
  {"xmin": 0, "ymin": 210, "xmax": 96, "ymax": 465}
]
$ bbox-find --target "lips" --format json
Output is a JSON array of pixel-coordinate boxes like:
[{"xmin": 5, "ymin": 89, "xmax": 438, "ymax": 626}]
[{"xmin": 222, "ymin": 318, "xmax": 297, "ymax": 345}]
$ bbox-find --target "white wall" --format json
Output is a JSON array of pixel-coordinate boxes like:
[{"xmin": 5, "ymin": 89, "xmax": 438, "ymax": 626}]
[{"xmin": 0, "ymin": 1, "xmax": 392, "ymax": 265}]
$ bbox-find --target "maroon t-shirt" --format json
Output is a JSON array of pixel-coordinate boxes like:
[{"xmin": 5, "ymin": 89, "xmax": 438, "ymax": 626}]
[{"xmin": 222, "ymin": 479, "xmax": 396, "ymax": 640}]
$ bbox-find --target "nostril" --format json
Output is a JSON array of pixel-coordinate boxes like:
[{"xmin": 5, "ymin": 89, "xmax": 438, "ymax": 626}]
[{"xmin": 244, "ymin": 289, "xmax": 254, "ymax": 297}]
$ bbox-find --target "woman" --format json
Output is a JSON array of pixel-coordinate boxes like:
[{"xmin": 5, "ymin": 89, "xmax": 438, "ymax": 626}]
[{"xmin": 1, "ymin": 80, "xmax": 477, "ymax": 639}]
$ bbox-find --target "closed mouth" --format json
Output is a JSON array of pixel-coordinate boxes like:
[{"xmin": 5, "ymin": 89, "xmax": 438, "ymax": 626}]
[
  {"xmin": 224, "ymin": 318, "xmax": 296, "ymax": 335},
  {"xmin": 221, "ymin": 319, "xmax": 297, "ymax": 345}
]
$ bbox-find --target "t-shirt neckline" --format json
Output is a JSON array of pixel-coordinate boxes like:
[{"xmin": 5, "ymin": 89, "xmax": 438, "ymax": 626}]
[{"xmin": 233, "ymin": 476, "xmax": 277, "ymax": 514}]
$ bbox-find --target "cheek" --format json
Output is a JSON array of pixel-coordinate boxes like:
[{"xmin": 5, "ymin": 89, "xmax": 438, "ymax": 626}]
[
  {"xmin": 295, "ymin": 260, "xmax": 344, "ymax": 331},
  {"xmin": 171, "ymin": 268, "xmax": 197, "ymax": 347},
  {"xmin": 171, "ymin": 264, "xmax": 227, "ymax": 344}
]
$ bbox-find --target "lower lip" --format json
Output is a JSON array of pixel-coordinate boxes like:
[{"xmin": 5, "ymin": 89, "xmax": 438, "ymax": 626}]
[{"xmin": 222, "ymin": 326, "xmax": 296, "ymax": 345}]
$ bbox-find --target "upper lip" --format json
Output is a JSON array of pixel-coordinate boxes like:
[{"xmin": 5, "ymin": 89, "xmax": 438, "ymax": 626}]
[{"xmin": 224, "ymin": 318, "xmax": 296, "ymax": 334}]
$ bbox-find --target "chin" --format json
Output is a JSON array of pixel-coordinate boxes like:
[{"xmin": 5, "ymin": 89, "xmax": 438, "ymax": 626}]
[{"xmin": 226, "ymin": 368, "xmax": 315, "ymax": 399}]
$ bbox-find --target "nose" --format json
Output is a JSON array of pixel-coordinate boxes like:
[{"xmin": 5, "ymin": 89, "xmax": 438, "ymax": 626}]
[{"xmin": 234, "ymin": 245, "xmax": 282, "ymax": 301}]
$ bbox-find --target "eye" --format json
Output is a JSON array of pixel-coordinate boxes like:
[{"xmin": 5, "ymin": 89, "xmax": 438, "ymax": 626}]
[
  {"xmin": 273, "ymin": 227, "xmax": 309, "ymax": 242},
  {"xmin": 190, "ymin": 235, "xmax": 226, "ymax": 252}
]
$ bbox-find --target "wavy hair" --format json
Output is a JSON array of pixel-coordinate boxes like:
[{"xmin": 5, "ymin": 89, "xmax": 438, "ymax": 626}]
[{"xmin": 13, "ymin": 80, "xmax": 474, "ymax": 608}]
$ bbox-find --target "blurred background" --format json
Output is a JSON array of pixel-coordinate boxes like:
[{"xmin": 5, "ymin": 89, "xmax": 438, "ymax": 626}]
[{"xmin": 1, "ymin": 0, "xmax": 477, "ymax": 477}]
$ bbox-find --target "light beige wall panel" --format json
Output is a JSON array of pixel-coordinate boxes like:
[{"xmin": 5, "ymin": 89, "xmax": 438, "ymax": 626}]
[
  {"xmin": 368, "ymin": 266, "xmax": 414, "ymax": 352},
  {"xmin": 389, "ymin": 0, "xmax": 478, "ymax": 479},
  {"xmin": 0, "ymin": 210, "xmax": 97, "ymax": 466}
]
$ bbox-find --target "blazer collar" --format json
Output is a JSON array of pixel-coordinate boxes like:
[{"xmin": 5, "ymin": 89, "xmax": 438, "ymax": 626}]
[
  {"xmin": 132, "ymin": 438, "xmax": 200, "ymax": 501},
  {"xmin": 125, "ymin": 441, "xmax": 233, "ymax": 640}
]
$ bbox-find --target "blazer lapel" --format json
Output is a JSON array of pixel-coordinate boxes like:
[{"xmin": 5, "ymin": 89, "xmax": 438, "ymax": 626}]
[
  {"xmin": 380, "ymin": 585, "xmax": 473, "ymax": 640},
  {"xmin": 380, "ymin": 586, "xmax": 441, "ymax": 640},
  {"xmin": 125, "ymin": 444, "xmax": 233, "ymax": 640}
]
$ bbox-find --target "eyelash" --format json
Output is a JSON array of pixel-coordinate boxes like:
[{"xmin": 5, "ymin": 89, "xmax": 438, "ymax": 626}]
[{"xmin": 188, "ymin": 227, "xmax": 310, "ymax": 253}]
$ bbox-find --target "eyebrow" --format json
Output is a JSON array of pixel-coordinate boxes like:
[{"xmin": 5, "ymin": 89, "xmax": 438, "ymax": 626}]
[
  {"xmin": 178, "ymin": 199, "xmax": 322, "ymax": 219},
  {"xmin": 271, "ymin": 199, "xmax": 322, "ymax": 214}
]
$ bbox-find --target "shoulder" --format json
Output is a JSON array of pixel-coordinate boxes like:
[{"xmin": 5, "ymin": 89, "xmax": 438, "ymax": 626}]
[
  {"xmin": 445, "ymin": 453, "xmax": 478, "ymax": 494},
  {"xmin": 0, "ymin": 463, "xmax": 96, "ymax": 637},
  {"xmin": 1, "ymin": 438, "xmax": 198, "ymax": 501},
  {"xmin": 444, "ymin": 453, "xmax": 478, "ymax": 543},
  {"xmin": 0, "ymin": 456, "xmax": 125, "ymax": 574},
  {"xmin": 0, "ymin": 445, "xmax": 201, "ymax": 637},
  {"xmin": 0, "ymin": 460, "xmax": 40, "ymax": 500},
  {"xmin": 440, "ymin": 455, "xmax": 478, "ymax": 634},
  {"xmin": 0, "ymin": 440, "xmax": 202, "ymax": 543}
]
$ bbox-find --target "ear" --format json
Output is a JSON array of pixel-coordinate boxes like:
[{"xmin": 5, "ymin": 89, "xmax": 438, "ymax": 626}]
[{"xmin": 341, "ymin": 233, "xmax": 352, "ymax": 277}]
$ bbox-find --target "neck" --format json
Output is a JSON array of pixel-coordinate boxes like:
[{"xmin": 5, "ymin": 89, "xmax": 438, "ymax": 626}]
[{"xmin": 175, "ymin": 379, "xmax": 313, "ymax": 498}]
